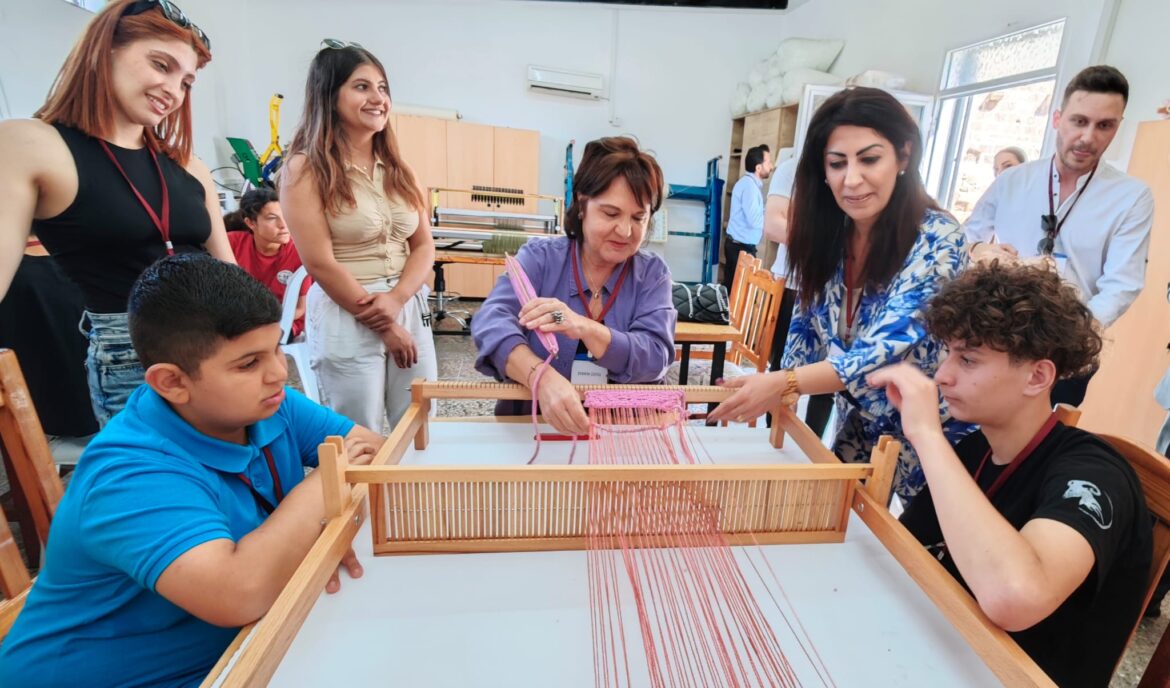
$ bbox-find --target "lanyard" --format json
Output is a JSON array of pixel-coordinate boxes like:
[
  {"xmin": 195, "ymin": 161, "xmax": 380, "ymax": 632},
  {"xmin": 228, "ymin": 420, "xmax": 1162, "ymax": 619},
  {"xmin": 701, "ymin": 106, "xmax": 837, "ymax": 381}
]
[
  {"xmin": 973, "ymin": 412, "xmax": 1060, "ymax": 501},
  {"xmin": 98, "ymin": 140, "xmax": 174, "ymax": 255},
  {"xmin": 236, "ymin": 447, "xmax": 285, "ymax": 515},
  {"xmin": 1046, "ymin": 157, "xmax": 1097, "ymax": 243},
  {"xmin": 571, "ymin": 241, "xmax": 631, "ymax": 323}
]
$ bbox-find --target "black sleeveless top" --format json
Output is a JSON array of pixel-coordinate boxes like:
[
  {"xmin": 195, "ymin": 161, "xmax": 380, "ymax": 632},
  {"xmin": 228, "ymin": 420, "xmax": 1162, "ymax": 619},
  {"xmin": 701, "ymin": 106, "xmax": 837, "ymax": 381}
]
[{"xmin": 32, "ymin": 124, "xmax": 212, "ymax": 313}]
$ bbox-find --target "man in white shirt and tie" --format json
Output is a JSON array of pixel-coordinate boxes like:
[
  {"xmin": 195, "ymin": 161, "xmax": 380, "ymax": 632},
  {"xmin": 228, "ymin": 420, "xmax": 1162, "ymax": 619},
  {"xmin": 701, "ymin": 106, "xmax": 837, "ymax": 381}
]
[
  {"xmin": 964, "ymin": 65, "xmax": 1155, "ymax": 406},
  {"xmin": 722, "ymin": 144, "xmax": 772, "ymax": 289}
]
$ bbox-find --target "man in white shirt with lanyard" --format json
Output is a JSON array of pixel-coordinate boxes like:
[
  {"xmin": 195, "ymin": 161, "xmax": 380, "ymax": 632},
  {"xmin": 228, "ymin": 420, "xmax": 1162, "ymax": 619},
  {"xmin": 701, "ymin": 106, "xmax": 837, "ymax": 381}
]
[
  {"xmin": 964, "ymin": 65, "xmax": 1155, "ymax": 407},
  {"xmin": 722, "ymin": 144, "xmax": 772, "ymax": 289}
]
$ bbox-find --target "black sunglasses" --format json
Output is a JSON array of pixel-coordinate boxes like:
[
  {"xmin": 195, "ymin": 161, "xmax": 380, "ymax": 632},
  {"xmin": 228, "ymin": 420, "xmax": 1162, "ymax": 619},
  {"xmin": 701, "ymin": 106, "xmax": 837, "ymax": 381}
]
[
  {"xmin": 322, "ymin": 38, "xmax": 365, "ymax": 50},
  {"xmin": 1037, "ymin": 214, "xmax": 1057, "ymax": 255},
  {"xmin": 123, "ymin": 0, "xmax": 210, "ymax": 51}
]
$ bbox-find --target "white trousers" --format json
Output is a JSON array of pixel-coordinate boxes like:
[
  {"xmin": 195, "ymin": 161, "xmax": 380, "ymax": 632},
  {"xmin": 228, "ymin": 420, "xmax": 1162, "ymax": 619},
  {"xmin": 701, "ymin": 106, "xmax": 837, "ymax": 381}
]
[{"xmin": 307, "ymin": 281, "xmax": 437, "ymax": 432}]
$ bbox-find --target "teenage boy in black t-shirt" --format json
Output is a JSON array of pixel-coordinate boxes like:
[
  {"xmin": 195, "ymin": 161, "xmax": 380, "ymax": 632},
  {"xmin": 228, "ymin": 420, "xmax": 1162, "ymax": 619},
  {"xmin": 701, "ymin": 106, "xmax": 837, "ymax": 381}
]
[{"xmin": 868, "ymin": 262, "xmax": 1152, "ymax": 688}]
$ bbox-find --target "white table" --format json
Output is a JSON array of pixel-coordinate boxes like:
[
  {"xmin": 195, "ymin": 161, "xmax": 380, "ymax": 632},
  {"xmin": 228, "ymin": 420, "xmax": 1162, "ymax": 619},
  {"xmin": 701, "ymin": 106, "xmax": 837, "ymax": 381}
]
[{"xmin": 244, "ymin": 423, "xmax": 1001, "ymax": 687}]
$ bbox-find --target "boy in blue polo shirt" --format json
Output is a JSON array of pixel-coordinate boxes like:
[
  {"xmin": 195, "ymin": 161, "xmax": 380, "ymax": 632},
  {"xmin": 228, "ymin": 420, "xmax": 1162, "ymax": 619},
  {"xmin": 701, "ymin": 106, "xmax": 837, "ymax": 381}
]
[{"xmin": 0, "ymin": 254, "xmax": 383, "ymax": 688}]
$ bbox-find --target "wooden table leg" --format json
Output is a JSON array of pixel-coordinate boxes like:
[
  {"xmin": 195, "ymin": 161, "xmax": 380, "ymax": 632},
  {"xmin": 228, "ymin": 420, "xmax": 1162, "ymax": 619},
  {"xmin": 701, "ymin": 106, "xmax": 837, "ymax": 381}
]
[
  {"xmin": 678, "ymin": 343, "xmax": 692, "ymax": 385},
  {"xmin": 707, "ymin": 343, "xmax": 727, "ymax": 414}
]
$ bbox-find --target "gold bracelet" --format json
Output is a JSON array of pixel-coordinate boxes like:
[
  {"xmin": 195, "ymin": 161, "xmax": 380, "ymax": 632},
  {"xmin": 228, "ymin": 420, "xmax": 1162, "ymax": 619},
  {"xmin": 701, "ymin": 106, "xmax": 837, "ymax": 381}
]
[
  {"xmin": 782, "ymin": 368, "xmax": 800, "ymax": 403},
  {"xmin": 781, "ymin": 369, "xmax": 800, "ymax": 397}
]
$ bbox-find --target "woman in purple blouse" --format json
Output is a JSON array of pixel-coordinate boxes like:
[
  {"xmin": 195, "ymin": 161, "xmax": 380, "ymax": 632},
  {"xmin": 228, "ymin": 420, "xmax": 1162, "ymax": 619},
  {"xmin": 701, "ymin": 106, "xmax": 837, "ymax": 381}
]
[{"xmin": 472, "ymin": 137, "xmax": 677, "ymax": 435}]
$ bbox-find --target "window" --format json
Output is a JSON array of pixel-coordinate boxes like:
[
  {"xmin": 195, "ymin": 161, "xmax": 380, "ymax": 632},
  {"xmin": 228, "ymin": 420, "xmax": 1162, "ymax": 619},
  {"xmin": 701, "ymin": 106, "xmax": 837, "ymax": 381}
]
[
  {"xmin": 926, "ymin": 20, "xmax": 1066, "ymax": 221},
  {"xmin": 62, "ymin": 0, "xmax": 106, "ymax": 11}
]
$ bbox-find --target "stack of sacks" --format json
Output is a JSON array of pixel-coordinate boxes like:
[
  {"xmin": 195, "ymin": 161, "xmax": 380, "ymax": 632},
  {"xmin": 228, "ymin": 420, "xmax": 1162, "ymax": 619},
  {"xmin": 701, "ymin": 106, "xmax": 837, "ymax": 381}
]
[{"xmin": 731, "ymin": 37, "xmax": 845, "ymax": 116}]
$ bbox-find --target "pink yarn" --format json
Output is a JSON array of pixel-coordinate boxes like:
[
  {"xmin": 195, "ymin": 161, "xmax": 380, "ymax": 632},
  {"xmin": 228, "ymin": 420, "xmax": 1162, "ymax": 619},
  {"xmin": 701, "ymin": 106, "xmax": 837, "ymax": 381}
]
[{"xmin": 505, "ymin": 253, "xmax": 574, "ymax": 463}]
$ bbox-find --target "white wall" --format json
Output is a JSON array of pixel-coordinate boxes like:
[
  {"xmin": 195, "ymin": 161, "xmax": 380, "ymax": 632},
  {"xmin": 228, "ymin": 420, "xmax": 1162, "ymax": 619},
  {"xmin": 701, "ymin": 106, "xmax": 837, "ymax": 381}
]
[
  {"xmin": 0, "ymin": 0, "xmax": 91, "ymax": 119},
  {"xmin": 1101, "ymin": 0, "xmax": 1170, "ymax": 168},
  {"xmin": 6, "ymin": 0, "xmax": 1159, "ymax": 278},
  {"xmin": 191, "ymin": 0, "xmax": 790, "ymax": 200}
]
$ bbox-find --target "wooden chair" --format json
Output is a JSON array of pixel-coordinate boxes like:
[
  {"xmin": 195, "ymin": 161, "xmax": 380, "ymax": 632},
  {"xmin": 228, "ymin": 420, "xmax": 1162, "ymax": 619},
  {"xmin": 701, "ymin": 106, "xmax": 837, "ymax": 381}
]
[
  {"xmin": 0, "ymin": 348, "xmax": 65, "ymax": 564},
  {"xmin": 675, "ymin": 250, "xmax": 760, "ymax": 367},
  {"xmin": 727, "ymin": 267, "xmax": 787, "ymax": 373},
  {"xmin": 0, "ymin": 500, "xmax": 34, "ymax": 639},
  {"xmin": 1092, "ymin": 433, "xmax": 1170, "ymax": 687}
]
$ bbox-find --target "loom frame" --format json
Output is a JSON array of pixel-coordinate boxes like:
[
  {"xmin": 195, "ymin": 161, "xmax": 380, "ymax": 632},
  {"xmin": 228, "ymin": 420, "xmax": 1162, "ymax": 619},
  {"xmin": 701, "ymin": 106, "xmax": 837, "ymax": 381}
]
[{"xmin": 202, "ymin": 381, "xmax": 1055, "ymax": 688}]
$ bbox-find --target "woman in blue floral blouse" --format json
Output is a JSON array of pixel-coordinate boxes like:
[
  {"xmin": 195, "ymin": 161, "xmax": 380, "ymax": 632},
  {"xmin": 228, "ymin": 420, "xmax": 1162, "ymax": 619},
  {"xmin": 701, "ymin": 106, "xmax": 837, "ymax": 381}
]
[{"xmin": 711, "ymin": 87, "xmax": 971, "ymax": 502}]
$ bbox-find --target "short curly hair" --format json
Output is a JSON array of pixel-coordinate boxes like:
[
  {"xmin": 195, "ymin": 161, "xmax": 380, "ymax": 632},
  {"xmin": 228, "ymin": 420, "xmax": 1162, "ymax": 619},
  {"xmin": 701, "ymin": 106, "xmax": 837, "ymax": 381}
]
[{"xmin": 926, "ymin": 262, "xmax": 1101, "ymax": 380}]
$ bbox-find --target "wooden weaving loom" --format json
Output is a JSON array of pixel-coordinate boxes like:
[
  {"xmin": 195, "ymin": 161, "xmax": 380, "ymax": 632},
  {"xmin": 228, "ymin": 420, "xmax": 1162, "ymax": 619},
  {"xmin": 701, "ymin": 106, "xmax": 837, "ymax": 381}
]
[{"xmin": 203, "ymin": 381, "xmax": 1055, "ymax": 688}]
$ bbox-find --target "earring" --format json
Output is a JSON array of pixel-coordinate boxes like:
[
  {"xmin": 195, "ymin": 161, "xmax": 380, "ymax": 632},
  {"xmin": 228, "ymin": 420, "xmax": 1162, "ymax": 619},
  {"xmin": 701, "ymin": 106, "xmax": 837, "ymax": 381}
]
[
  {"xmin": 824, "ymin": 178, "xmax": 829, "ymax": 184},
  {"xmin": 898, "ymin": 170, "xmax": 905, "ymax": 176}
]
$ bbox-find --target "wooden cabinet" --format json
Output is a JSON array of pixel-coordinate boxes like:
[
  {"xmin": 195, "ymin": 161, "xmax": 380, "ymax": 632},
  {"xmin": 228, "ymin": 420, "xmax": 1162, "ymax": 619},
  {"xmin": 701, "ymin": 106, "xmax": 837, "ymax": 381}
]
[
  {"xmin": 493, "ymin": 127, "xmax": 540, "ymax": 213},
  {"xmin": 393, "ymin": 116, "xmax": 541, "ymax": 298},
  {"xmin": 445, "ymin": 121, "xmax": 495, "ymax": 210},
  {"xmin": 1080, "ymin": 120, "xmax": 1170, "ymax": 444},
  {"xmin": 395, "ymin": 115, "xmax": 447, "ymax": 200}
]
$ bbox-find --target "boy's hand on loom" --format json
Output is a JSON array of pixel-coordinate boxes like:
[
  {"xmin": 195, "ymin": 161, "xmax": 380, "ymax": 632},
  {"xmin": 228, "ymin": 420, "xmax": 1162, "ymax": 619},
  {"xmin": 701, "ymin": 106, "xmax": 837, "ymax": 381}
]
[
  {"xmin": 344, "ymin": 436, "xmax": 378, "ymax": 466},
  {"xmin": 380, "ymin": 323, "xmax": 418, "ymax": 369},
  {"xmin": 866, "ymin": 363, "xmax": 943, "ymax": 443},
  {"xmin": 708, "ymin": 373, "xmax": 785, "ymax": 424},
  {"xmin": 538, "ymin": 372, "xmax": 590, "ymax": 436},
  {"xmin": 325, "ymin": 547, "xmax": 363, "ymax": 594}
]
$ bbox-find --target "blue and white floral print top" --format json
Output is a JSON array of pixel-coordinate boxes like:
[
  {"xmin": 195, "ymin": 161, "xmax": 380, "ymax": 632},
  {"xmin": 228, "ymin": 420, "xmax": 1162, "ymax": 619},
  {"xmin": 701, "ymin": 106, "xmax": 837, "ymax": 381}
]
[{"xmin": 782, "ymin": 209, "xmax": 969, "ymax": 434}]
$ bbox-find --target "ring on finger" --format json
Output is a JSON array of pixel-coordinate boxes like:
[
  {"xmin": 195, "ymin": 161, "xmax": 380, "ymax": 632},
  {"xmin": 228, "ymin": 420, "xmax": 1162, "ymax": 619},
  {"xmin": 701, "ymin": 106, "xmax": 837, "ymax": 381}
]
[{"xmin": 551, "ymin": 310, "xmax": 565, "ymax": 325}]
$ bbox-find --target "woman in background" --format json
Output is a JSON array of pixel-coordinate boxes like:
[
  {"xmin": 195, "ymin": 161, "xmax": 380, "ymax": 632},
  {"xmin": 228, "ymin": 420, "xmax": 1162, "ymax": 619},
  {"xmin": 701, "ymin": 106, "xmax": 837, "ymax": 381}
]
[
  {"xmin": 0, "ymin": 0, "xmax": 230, "ymax": 425},
  {"xmin": 281, "ymin": 42, "xmax": 437, "ymax": 431}
]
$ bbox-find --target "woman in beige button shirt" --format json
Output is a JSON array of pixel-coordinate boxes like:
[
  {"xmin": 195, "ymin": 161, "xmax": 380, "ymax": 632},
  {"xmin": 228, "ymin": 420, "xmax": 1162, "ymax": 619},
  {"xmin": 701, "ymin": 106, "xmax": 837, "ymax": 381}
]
[{"xmin": 281, "ymin": 43, "xmax": 437, "ymax": 430}]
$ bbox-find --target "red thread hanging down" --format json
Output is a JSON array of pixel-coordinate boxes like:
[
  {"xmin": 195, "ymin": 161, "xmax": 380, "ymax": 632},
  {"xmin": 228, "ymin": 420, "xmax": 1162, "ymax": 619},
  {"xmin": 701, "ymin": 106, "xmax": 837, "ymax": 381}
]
[{"xmin": 578, "ymin": 389, "xmax": 836, "ymax": 688}]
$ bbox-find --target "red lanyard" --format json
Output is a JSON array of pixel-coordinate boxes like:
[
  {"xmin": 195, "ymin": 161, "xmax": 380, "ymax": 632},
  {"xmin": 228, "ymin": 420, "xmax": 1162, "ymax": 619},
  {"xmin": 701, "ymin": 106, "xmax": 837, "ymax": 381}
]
[
  {"xmin": 843, "ymin": 253, "xmax": 862, "ymax": 331},
  {"xmin": 237, "ymin": 447, "xmax": 285, "ymax": 515},
  {"xmin": 973, "ymin": 413, "xmax": 1060, "ymax": 500},
  {"xmin": 99, "ymin": 140, "xmax": 174, "ymax": 255},
  {"xmin": 571, "ymin": 241, "xmax": 631, "ymax": 322},
  {"xmin": 1046, "ymin": 157, "xmax": 1097, "ymax": 241}
]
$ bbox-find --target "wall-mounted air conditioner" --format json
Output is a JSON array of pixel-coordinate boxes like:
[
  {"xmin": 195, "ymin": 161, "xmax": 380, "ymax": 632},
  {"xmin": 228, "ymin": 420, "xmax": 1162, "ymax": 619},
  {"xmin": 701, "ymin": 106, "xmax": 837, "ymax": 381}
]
[{"xmin": 526, "ymin": 65, "xmax": 605, "ymax": 100}]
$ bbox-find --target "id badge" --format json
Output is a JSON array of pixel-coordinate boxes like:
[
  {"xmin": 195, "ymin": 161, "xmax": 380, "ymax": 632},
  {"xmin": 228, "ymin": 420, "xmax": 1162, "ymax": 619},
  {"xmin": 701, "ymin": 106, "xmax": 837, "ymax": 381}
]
[
  {"xmin": 1051, "ymin": 251, "xmax": 1069, "ymax": 275},
  {"xmin": 571, "ymin": 358, "xmax": 608, "ymax": 385}
]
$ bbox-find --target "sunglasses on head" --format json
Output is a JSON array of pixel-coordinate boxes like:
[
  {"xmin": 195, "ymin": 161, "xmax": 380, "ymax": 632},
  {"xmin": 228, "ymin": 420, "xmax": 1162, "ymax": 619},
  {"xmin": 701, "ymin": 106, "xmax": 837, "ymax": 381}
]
[
  {"xmin": 321, "ymin": 38, "xmax": 365, "ymax": 50},
  {"xmin": 123, "ymin": 0, "xmax": 210, "ymax": 50},
  {"xmin": 1037, "ymin": 213, "xmax": 1057, "ymax": 255}
]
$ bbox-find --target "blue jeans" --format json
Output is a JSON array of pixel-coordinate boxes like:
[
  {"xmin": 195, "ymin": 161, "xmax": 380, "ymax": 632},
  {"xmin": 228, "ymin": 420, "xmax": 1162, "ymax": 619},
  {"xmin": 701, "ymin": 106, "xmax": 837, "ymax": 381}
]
[{"xmin": 82, "ymin": 311, "xmax": 145, "ymax": 427}]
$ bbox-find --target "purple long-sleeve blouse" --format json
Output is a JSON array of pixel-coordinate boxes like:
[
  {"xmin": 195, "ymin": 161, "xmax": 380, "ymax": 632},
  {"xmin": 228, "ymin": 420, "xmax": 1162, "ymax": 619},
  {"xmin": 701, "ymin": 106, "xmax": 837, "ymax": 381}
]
[{"xmin": 472, "ymin": 236, "xmax": 677, "ymax": 414}]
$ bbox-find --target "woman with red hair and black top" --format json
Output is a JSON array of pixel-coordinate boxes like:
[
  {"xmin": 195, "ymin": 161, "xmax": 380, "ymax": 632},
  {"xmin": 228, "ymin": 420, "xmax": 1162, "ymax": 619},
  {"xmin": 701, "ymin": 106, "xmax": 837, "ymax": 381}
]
[{"xmin": 0, "ymin": 0, "xmax": 232, "ymax": 426}]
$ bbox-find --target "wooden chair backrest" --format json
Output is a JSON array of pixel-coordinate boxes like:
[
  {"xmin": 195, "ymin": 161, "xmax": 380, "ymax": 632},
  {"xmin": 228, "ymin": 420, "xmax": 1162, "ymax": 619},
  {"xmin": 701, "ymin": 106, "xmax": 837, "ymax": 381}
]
[
  {"xmin": 727, "ymin": 250, "xmax": 761, "ymax": 331},
  {"xmin": 0, "ymin": 500, "xmax": 34, "ymax": 639},
  {"xmin": 0, "ymin": 349, "xmax": 65, "ymax": 551},
  {"xmin": 1092, "ymin": 432, "xmax": 1170, "ymax": 687},
  {"xmin": 730, "ymin": 268, "xmax": 786, "ymax": 372}
]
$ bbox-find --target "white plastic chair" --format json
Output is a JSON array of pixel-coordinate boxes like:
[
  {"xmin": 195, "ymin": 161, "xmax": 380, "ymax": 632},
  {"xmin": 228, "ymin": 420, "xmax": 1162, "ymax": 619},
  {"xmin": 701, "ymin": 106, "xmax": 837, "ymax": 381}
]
[{"xmin": 279, "ymin": 266, "xmax": 319, "ymax": 403}]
